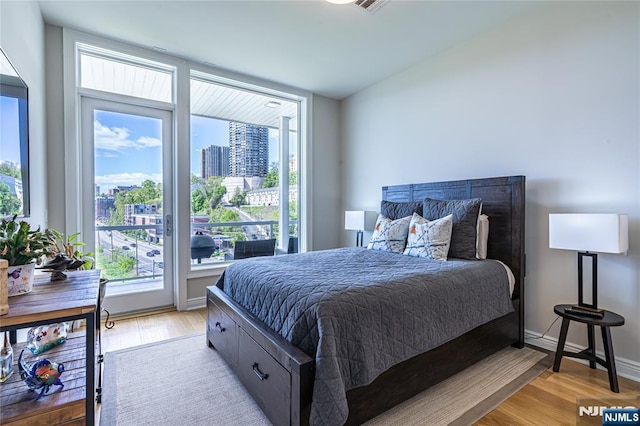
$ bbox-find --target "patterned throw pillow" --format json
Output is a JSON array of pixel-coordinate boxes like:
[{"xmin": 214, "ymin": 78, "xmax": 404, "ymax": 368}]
[
  {"xmin": 367, "ymin": 214, "xmax": 411, "ymax": 254},
  {"xmin": 403, "ymin": 213, "xmax": 453, "ymax": 260}
]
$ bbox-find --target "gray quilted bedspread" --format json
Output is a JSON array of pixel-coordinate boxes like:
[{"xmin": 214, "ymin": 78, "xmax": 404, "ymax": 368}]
[{"xmin": 219, "ymin": 247, "xmax": 513, "ymax": 426}]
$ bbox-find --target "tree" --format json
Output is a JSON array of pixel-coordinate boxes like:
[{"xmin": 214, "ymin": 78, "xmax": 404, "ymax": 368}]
[
  {"xmin": 0, "ymin": 182, "xmax": 21, "ymax": 216},
  {"xmin": 191, "ymin": 185, "xmax": 207, "ymax": 215},
  {"xmin": 190, "ymin": 177, "xmax": 227, "ymax": 216},
  {"xmin": 230, "ymin": 188, "xmax": 247, "ymax": 207},
  {"xmin": 109, "ymin": 180, "xmax": 163, "ymax": 226},
  {"xmin": 263, "ymin": 163, "xmax": 279, "ymax": 188},
  {"xmin": 0, "ymin": 162, "xmax": 21, "ymax": 179}
]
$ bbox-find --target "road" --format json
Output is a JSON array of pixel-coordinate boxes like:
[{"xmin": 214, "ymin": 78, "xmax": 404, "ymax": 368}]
[
  {"xmin": 231, "ymin": 207, "xmax": 270, "ymax": 240},
  {"xmin": 96, "ymin": 229, "xmax": 164, "ymax": 277}
]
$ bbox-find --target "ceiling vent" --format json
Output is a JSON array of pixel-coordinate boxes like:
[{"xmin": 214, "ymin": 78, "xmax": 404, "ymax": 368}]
[{"xmin": 354, "ymin": 0, "xmax": 390, "ymax": 14}]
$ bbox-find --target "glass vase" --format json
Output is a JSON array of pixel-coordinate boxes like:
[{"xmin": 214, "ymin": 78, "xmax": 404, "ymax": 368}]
[{"xmin": 0, "ymin": 331, "xmax": 13, "ymax": 382}]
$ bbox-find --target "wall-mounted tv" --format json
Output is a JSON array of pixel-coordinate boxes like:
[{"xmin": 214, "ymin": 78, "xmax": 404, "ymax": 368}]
[{"xmin": 0, "ymin": 47, "xmax": 29, "ymax": 217}]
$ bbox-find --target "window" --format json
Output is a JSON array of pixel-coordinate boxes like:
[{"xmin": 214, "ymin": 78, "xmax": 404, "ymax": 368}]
[
  {"xmin": 79, "ymin": 46, "xmax": 174, "ymax": 103},
  {"xmin": 189, "ymin": 73, "xmax": 300, "ymax": 265}
]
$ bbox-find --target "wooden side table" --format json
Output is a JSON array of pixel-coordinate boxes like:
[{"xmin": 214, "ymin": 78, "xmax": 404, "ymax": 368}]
[
  {"xmin": 552, "ymin": 304, "xmax": 625, "ymax": 392},
  {"xmin": 0, "ymin": 270, "xmax": 100, "ymax": 425}
]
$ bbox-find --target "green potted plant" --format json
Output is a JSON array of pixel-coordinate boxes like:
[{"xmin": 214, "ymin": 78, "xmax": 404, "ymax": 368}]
[
  {"xmin": 45, "ymin": 229, "xmax": 95, "ymax": 271},
  {"xmin": 38, "ymin": 229, "xmax": 95, "ymax": 281},
  {"xmin": 0, "ymin": 216, "xmax": 52, "ymax": 296}
]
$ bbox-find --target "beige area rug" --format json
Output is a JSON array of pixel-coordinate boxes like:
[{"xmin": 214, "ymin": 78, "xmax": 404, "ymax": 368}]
[{"xmin": 101, "ymin": 334, "xmax": 550, "ymax": 426}]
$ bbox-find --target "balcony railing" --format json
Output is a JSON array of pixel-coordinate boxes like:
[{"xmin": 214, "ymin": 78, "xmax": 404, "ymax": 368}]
[{"xmin": 95, "ymin": 220, "xmax": 297, "ymax": 282}]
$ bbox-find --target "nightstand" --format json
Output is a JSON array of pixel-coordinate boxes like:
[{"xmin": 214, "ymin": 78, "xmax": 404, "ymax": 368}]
[{"xmin": 552, "ymin": 304, "xmax": 625, "ymax": 392}]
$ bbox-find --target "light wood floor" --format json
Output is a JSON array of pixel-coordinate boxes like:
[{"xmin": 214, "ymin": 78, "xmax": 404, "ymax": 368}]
[{"xmin": 101, "ymin": 309, "xmax": 640, "ymax": 425}]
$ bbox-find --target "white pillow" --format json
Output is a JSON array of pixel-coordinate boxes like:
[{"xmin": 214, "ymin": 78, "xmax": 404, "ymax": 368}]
[
  {"xmin": 476, "ymin": 214, "xmax": 489, "ymax": 259},
  {"xmin": 367, "ymin": 214, "xmax": 411, "ymax": 254},
  {"xmin": 403, "ymin": 213, "xmax": 453, "ymax": 261}
]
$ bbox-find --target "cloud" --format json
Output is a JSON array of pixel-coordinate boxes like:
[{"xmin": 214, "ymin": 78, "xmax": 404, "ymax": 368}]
[
  {"xmin": 94, "ymin": 120, "xmax": 161, "ymax": 152},
  {"xmin": 136, "ymin": 136, "xmax": 162, "ymax": 148},
  {"xmin": 95, "ymin": 172, "xmax": 162, "ymax": 191},
  {"xmin": 96, "ymin": 152, "xmax": 119, "ymax": 158}
]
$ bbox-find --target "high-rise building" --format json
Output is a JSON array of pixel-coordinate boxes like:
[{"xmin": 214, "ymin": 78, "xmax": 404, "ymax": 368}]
[
  {"xmin": 201, "ymin": 145, "xmax": 230, "ymax": 179},
  {"xmin": 229, "ymin": 122, "xmax": 269, "ymax": 177}
]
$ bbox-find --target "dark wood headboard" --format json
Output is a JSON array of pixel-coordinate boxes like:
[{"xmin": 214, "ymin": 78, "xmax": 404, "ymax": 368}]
[{"xmin": 382, "ymin": 175, "xmax": 525, "ymax": 340}]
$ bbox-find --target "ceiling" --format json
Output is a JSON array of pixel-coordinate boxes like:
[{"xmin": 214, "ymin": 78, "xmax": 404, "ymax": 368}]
[{"xmin": 38, "ymin": 0, "xmax": 540, "ymax": 100}]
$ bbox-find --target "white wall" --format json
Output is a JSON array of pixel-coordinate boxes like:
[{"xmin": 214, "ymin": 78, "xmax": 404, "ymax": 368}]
[
  {"xmin": 0, "ymin": 2, "xmax": 47, "ymax": 227},
  {"xmin": 311, "ymin": 95, "xmax": 342, "ymax": 251},
  {"xmin": 341, "ymin": 2, "xmax": 640, "ymax": 375},
  {"xmin": 44, "ymin": 24, "xmax": 65, "ymax": 232}
]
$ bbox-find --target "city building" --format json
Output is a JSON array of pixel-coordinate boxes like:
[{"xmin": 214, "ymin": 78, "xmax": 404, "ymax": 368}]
[
  {"xmin": 246, "ymin": 185, "xmax": 298, "ymax": 207},
  {"xmin": 124, "ymin": 204, "xmax": 158, "ymax": 226},
  {"xmin": 95, "ymin": 196, "xmax": 115, "ymax": 220},
  {"xmin": 229, "ymin": 122, "xmax": 268, "ymax": 177},
  {"xmin": 221, "ymin": 176, "xmax": 264, "ymax": 203},
  {"xmin": 129, "ymin": 213, "xmax": 163, "ymax": 243},
  {"xmin": 200, "ymin": 144, "xmax": 229, "ymax": 179}
]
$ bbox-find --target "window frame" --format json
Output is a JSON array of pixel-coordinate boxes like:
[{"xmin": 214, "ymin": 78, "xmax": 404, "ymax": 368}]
[{"xmin": 187, "ymin": 70, "xmax": 304, "ymax": 271}]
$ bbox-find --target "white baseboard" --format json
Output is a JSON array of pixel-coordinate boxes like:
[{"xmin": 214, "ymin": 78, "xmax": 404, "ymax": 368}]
[
  {"xmin": 186, "ymin": 296, "xmax": 206, "ymax": 311},
  {"xmin": 525, "ymin": 329, "xmax": 640, "ymax": 383}
]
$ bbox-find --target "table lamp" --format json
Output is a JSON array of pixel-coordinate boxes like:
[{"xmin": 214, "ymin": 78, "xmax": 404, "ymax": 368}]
[
  {"xmin": 345, "ymin": 211, "xmax": 377, "ymax": 247},
  {"xmin": 549, "ymin": 213, "xmax": 628, "ymax": 316}
]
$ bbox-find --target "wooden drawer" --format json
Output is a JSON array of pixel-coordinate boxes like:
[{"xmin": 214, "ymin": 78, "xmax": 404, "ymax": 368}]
[
  {"xmin": 207, "ymin": 300, "xmax": 238, "ymax": 369},
  {"xmin": 237, "ymin": 328, "xmax": 291, "ymax": 426}
]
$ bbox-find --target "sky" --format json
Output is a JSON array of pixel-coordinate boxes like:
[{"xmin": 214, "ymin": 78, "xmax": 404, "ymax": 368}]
[{"xmin": 94, "ymin": 111, "xmax": 291, "ymax": 193}]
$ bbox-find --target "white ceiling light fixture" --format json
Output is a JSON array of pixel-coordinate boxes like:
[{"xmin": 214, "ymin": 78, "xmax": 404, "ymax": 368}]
[
  {"xmin": 326, "ymin": 0, "xmax": 356, "ymax": 4},
  {"xmin": 265, "ymin": 101, "xmax": 281, "ymax": 108}
]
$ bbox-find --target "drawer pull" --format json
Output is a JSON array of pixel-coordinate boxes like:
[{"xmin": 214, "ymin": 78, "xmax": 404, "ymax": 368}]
[
  {"xmin": 215, "ymin": 322, "xmax": 226, "ymax": 333},
  {"xmin": 252, "ymin": 363, "xmax": 269, "ymax": 381}
]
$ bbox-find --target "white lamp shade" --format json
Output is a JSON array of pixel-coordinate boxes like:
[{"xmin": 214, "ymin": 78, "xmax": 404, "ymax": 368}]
[
  {"xmin": 345, "ymin": 211, "xmax": 377, "ymax": 231},
  {"xmin": 549, "ymin": 213, "xmax": 628, "ymax": 254}
]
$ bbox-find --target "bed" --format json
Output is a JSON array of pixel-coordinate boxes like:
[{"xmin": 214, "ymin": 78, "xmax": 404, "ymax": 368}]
[{"xmin": 206, "ymin": 175, "xmax": 525, "ymax": 426}]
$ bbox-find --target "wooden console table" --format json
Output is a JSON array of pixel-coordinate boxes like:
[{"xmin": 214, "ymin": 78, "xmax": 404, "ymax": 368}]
[{"xmin": 0, "ymin": 270, "xmax": 100, "ymax": 425}]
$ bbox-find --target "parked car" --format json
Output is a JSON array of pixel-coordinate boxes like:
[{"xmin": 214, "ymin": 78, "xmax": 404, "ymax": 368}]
[
  {"xmin": 122, "ymin": 245, "xmax": 130, "ymax": 250},
  {"xmin": 146, "ymin": 251, "xmax": 155, "ymax": 257},
  {"xmin": 130, "ymin": 243, "xmax": 137, "ymax": 247}
]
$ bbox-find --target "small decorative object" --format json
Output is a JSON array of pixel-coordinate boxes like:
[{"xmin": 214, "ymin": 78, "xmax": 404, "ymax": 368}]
[
  {"xmin": 26, "ymin": 323, "xmax": 69, "ymax": 355},
  {"xmin": 0, "ymin": 259, "xmax": 8, "ymax": 315},
  {"xmin": 42, "ymin": 229, "xmax": 94, "ymax": 281},
  {"xmin": 18, "ymin": 350, "xmax": 64, "ymax": 399},
  {"xmin": 0, "ymin": 215, "xmax": 52, "ymax": 296},
  {"xmin": 0, "ymin": 331, "xmax": 13, "ymax": 382}
]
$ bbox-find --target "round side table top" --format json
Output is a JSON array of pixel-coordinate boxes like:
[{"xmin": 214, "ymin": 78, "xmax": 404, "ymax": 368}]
[{"xmin": 554, "ymin": 304, "xmax": 625, "ymax": 327}]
